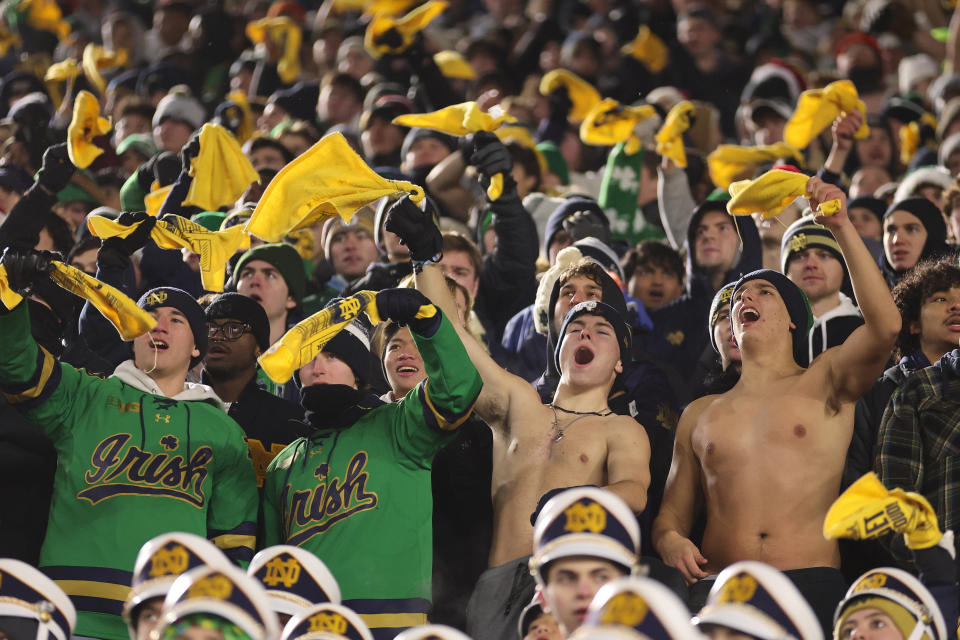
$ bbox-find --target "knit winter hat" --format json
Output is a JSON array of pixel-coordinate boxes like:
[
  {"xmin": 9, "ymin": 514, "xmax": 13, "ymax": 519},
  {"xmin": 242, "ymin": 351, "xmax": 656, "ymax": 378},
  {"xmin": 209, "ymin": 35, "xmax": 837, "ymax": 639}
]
[
  {"xmin": 708, "ymin": 283, "xmax": 736, "ymax": 353},
  {"xmin": 847, "ymin": 196, "xmax": 886, "ymax": 224},
  {"xmin": 318, "ymin": 308, "xmax": 371, "ymax": 385},
  {"xmin": 233, "ymin": 243, "xmax": 306, "ymax": 304},
  {"xmin": 731, "ymin": 269, "xmax": 813, "ymax": 366},
  {"xmin": 400, "ymin": 128, "xmax": 457, "ymax": 164},
  {"xmin": 153, "ymin": 86, "xmax": 205, "ymax": 130},
  {"xmin": 554, "ymin": 300, "xmax": 632, "ymax": 373},
  {"xmin": 835, "ymin": 598, "xmax": 918, "ymax": 640},
  {"xmin": 205, "ymin": 293, "xmax": 271, "ymax": 351},
  {"xmin": 883, "ymin": 197, "xmax": 948, "ymax": 261},
  {"xmin": 138, "ymin": 287, "xmax": 207, "ymax": 367},
  {"xmin": 780, "ymin": 216, "xmax": 844, "ymax": 272}
]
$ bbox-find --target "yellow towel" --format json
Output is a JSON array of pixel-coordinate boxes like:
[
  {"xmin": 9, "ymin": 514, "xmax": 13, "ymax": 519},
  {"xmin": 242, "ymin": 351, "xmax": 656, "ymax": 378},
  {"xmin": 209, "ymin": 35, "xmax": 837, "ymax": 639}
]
[
  {"xmin": 245, "ymin": 132, "xmax": 425, "ymax": 242},
  {"xmin": 539, "ymin": 69, "xmax": 602, "ymax": 123},
  {"xmin": 433, "ymin": 50, "xmax": 475, "ymax": 80},
  {"xmin": 494, "ymin": 125, "xmax": 549, "ymax": 177},
  {"xmin": 0, "ymin": 22, "xmax": 21, "ymax": 57},
  {"xmin": 0, "ymin": 262, "xmax": 155, "ymax": 340},
  {"xmin": 44, "ymin": 58, "xmax": 79, "ymax": 82},
  {"xmin": 898, "ymin": 113, "xmax": 937, "ymax": 166},
  {"xmin": 707, "ymin": 142, "xmax": 805, "ymax": 189},
  {"xmin": 655, "ymin": 100, "xmax": 695, "ymax": 168},
  {"xmin": 784, "ymin": 80, "xmax": 869, "ymax": 150},
  {"xmin": 143, "ymin": 184, "xmax": 172, "ymax": 218},
  {"xmin": 18, "ymin": 0, "xmax": 70, "ymax": 41},
  {"xmin": 365, "ymin": 0, "xmax": 448, "ymax": 58},
  {"xmin": 620, "ymin": 25, "xmax": 667, "ymax": 73},
  {"xmin": 81, "ymin": 44, "xmax": 128, "ymax": 95},
  {"xmin": 393, "ymin": 101, "xmax": 516, "ymax": 200},
  {"xmin": 67, "ymin": 90, "xmax": 111, "ymax": 169},
  {"xmin": 246, "ymin": 17, "xmax": 302, "ymax": 85},
  {"xmin": 87, "ymin": 214, "xmax": 250, "ymax": 293},
  {"xmin": 580, "ymin": 98, "xmax": 657, "ymax": 155},
  {"xmin": 259, "ymin": 291, "xmax": 437, "ymax": 383},
  {"xmin": 227, "ymin": 90, "xmax": 255, "ymax": 144},
  {"xmin": 727, "ymin": 169, "xmax": 842, "ymax": 218},
  {"xmin": 182, "ymin": 123, "xmax": 259, "ymax": 212}
]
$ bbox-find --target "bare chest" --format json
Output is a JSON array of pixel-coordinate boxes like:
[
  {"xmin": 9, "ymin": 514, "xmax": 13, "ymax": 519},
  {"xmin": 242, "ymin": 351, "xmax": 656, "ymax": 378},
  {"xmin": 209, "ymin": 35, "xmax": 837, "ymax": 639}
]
[{"xmin": 494, "ymin": 407, "xmax": 610, "ymax": 479}]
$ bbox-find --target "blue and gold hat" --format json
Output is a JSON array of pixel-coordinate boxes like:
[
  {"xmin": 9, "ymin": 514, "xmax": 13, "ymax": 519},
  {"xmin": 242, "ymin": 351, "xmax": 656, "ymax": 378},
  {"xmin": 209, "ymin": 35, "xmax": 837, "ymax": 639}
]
[
  {"xmin": 280, "ymin": 603, "xmax": 373, "ymax": 640},
  {"xmin": 834, "ymin": 567, "xmax": 946, "ymax": 640},
  {"xmin": 581, "ymin": 577, "xmax": 703, "ymax": 640},
  {"xmin": 393, "ymin": 624, "xmax": 474, "ymax": 640},
  {"xmin": 124, "ymin": 532, "xmax": 232, "ymax": 638},
  {"xmin": 0, "ymin": 559, "xmax": 76, "ymax": 640},
  {"xmin": 693, "ymin": 561, "xmax": 822, "ymax": 640},
  {"xmin": 248, "ymin": 546, "xmax": 341, "ymax": 618},
  {"xmin": 160, "ymin": 564, "xmax": 279, "ymax": 640},
  {"xmin": 529, "ymin": 487, "xmax": 640, "ymax": 585}
]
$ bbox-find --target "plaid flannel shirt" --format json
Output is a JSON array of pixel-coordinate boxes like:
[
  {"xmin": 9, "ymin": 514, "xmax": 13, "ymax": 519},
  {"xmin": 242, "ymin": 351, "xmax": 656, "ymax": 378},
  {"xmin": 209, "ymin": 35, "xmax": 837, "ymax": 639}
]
[{"xmin": 875, "ymin": 350, "xmax": 960, "ymax": 533}]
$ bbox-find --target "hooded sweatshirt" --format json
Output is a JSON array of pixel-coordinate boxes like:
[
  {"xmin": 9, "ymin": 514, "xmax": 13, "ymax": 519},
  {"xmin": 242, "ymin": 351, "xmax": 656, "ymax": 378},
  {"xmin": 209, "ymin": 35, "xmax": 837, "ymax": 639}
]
[{"xmin": 804, "ymin": 292, "xmax": 864, "ymax": 367}]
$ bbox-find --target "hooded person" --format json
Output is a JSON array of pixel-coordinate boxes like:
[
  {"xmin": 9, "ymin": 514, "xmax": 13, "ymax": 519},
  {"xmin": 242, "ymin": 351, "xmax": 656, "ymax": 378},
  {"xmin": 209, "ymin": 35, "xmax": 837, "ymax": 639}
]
[
  {"xmin": 781, "ymin": 216, "xmax": 864, "ymax": 367},
  {"xmin": 262, "ymin": 289, "xmax": 482, "ymax": 640},
  {"xmin": 541, "ymin": 197, "xmax": 613, "ymax": 266},
  {"xmin": 0, "ymin": 248, "xmax": 260, "ymax": 640},
  {"xmin": 648, "ymin": 200, "xmax": 762, "ymax": 398},
  {"xmin": 881, "ymin": 197, "xmax": 950, "ymax": 288},
  {"xmin": 690, "ymin": 282, "xmax": 742, "ymax": 399}
]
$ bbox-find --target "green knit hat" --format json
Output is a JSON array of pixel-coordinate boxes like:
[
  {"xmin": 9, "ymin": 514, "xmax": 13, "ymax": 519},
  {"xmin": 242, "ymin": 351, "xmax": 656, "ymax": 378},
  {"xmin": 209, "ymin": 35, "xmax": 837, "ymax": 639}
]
[
  {"xmin": 191, "ymin": 211, "xmax": 227, "ymax": 232},
  {"xmin": 233, "ymin": 243, "xmax": 306, "ymax": 303},
  {"xmin": 536, "ymin": 141, "xmax": 569, "ymax": 185}
]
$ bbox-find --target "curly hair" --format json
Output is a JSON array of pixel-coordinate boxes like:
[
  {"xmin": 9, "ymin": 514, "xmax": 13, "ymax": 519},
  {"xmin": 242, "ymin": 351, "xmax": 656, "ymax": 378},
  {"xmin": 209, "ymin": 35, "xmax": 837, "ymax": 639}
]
[{"xmin": 892, "ymin": 254, "xmax": 960, "ymax": 359}]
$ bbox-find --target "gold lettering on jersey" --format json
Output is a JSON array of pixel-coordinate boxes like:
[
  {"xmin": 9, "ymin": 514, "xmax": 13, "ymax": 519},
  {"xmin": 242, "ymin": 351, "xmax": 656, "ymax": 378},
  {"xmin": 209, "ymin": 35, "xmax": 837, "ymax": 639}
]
[
  {"xmin": 78, "ymin": 433, "xmax": 212, "ymax": 507},
  {"xmin": 149, "ymin": 544, "xmax": 189, "ymax": 577},
  {"xmin": 564, "ymin": 502, "xmax": 606, "ymax": 533},
  {"xmin": 716, "ymin": 574, "xmax": 757, "ymax": 603},
  {"xmin": 187, "ymin": 575, "xmax": 233, "ymax": 600},
  {"xmin": 307, "ymin": 612, "xmax": 347, "ymax": 634},
  {"xmin": 262, "ymin": 557, "xmax": 301, "ymax": 588},
  {"xmin": 600, "ymin": 593, "xmax": 648, "ymax": 626},
  {"xmin": 106, "ymin": 396, "xmax": 140, "ymax": 413}
]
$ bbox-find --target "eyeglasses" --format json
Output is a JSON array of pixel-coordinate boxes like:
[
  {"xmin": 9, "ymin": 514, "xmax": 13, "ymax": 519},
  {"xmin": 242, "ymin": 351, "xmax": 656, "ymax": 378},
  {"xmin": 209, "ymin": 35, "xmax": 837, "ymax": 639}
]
[{"xmin": 207, "ymin": 321, "xmax": 252, "ymax": 341}]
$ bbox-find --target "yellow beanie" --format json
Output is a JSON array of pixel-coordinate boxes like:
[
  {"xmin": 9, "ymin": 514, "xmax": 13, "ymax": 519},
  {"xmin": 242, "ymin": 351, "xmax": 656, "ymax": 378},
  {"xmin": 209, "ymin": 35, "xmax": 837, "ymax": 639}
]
[{"xmin": 835, "ymin": 597, "xmax": 927, "ymax": 640}]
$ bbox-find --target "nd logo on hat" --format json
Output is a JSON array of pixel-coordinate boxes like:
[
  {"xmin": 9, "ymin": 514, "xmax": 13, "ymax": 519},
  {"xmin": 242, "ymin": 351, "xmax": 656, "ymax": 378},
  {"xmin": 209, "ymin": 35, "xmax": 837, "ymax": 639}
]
[
  {"xmin": 308, "ymin": 611, "xmax": 348, "ymax": 634},
  {"xmin": 599, "ymin": 593, "xmax": 650, "ymax": 626},
  {"xmin": 149, "ymin": 544, "xmax": 190, "ymax": 578},
  {"xmin": 144, "ymin": 291, "xmax": 168, "ymax": 306},
  {"xmin": 716, "ymin": 574, "xmax": 758, "ymax": 604},
  {"xmin": 187, "ymin": 575, "xmax": 234, "ymax": 600},
  {"xmin": 262, "ymin": 557, "xmax": 301, "ymax": 588},
  {"xmin": 564, "ymin": 501, "xmax": 607, "ymax": 534}
]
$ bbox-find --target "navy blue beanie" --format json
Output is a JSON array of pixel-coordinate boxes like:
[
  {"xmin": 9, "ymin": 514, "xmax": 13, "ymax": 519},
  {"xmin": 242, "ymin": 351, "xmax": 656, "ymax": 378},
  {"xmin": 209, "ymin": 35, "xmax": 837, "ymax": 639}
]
[
  {"xmin": 730, "ymin": 269, "xmax": 813, "ymax": 366},
  {"xmin": 554, "ymin": 300, "xmax": 632, "ymax": 373},
  {"xmin": 137, "ymin": 287, "xmax": 207, "ymax": 367}
]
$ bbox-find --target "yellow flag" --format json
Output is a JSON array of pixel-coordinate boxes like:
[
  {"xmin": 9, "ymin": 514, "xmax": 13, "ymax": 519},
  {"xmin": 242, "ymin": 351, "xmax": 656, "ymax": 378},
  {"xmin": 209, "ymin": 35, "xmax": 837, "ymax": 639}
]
[
  {"xmin": 620, "ymin": 25, "xmax": 667, "ymax": 73},
  {"xmin": 245, "ymin": 17, "xmax": 302, "ymax": 85},
  {"xmin": 0, "ymin": 262, "xmax": 155, "ymax": 339},
  {"xmin": 245, "ymin": 132, "xmax": 425, "ymax": 242},
  {"xmin": 655, "ymin": 101, "xmax": 695, "ymax": 168},
  {"xmin": 44, "ymin": 58, "xmax": 79, "ymax": 82},
  {"xmin": 182, "ymin": 124, "xmax": 259, "ymax": 212},
  {"xmin": 19, "ymin": 0, "xmax": 70, "ymax": 41},
  {"xmin": 87, "ymin": 215, "xmax": 250, "ymax": 293},
  {"xmin": 539, "ymin": 69, "xmax": 602, "ymax": 123},
  {"xmin": 226, "ymin": 90, "xmax": 255, "ymax": 144},
  {"xmin": 898, "ymin": 114, "xmax": 936, "ymax": 166},
  {"xmin": 580, "ymin": 98, "xmax": 657, "ymax": 155},
  {"xmin": 433, "ymin": 50, "xmax": 475, "ymax": 80},
  {"xmin": 365, "ymin": 0, "xmax": 448, "ymax": 57},
  {"xmin": 707, "ymin": 142, "xmax": 805, "ymax": 190},
  {"xmin": 67, "ymin": 90, "xmax": 111, "ymax": 169},
  {"xmin": 784, "ymin": 80, "xmax": 869, "ymax": 150},
  {"xmin": 495, "ymin": 125, "xmax": 549, "ymax": 176},
  {"xmin": 727, "ymin": 169, "xmax": 841, "ymax": 219},
  {"xmin": 143, "ymin": 184, "xmax": 172, "ymax": 218},
  {"xmin": 259, "ymin": 291, "xmax": 437, "ymax": 383},
  {"xmin": 393, "ymin": 101, "xmax": 515, "ymax": 200},
  {"xmin": 81, "ymin": 44, "xmax": 128, "ymax": 95}
]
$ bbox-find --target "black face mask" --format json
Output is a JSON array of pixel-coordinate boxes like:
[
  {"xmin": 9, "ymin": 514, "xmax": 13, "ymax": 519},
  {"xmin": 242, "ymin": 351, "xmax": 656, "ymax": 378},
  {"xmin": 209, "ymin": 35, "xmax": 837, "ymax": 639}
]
[
  {"xmin": 300, "ymin": 384, "xmax": 382, "ymax": 431},
  {"xmin": 847, "ymin": 65, "xmax": 884, "ymax": 95}
]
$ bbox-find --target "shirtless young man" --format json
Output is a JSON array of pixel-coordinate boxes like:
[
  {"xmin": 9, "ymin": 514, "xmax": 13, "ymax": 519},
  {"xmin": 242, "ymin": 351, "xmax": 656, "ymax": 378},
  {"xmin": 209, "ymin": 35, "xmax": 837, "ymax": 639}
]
[
  {"xmin": 651, "ymin": 178, "xmax": 900, "ymax": 627},
  {"xmin": 383, "ymin": 196, "xmax": 650, "ymax": 640}
]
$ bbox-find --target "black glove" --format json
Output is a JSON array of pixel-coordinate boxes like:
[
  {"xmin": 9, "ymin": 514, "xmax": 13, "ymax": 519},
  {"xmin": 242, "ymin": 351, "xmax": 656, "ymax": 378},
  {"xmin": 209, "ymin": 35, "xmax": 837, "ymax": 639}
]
[
  {"xmin": 36, "ymin": 143, "xmax": 75, "ymax": 193},
  {"xmin": 384, "ymin": 194, "xmax": 442, "ymax": 262},
  {"xmin": 376, "ymin": 26, "xmax": 405, "ymax": 51},
  {"xmin": 179, "ymin": 129, "xmax": 202, "ymax": 172},
  {"xmin": 98, "ymin": 211, "xmax": 157, "ymax": 269},
  {"xmin": 2, "ymin": 247, "xmax": 58, "ymax": 294},
  {"xmin": 562, "ymin": 208, "xmax": 611, "ymax": 246},
  {"xmin": 375, "ymin": 287, "xmax": 441, "ymax": 336},
  {"xmin": 154, "ymin": 152, "xmax": 181, "ymax": 187},
  {"xmin": 136, "ymin": 154, "xmax": 160, "ymax": 193},
  {"xmin": 547, "ymin": 86, "xmax": 573, "ymax": 122},
  {"xmin": 471, "ymin": 136, "xmax": 513, "ymax": 178}
]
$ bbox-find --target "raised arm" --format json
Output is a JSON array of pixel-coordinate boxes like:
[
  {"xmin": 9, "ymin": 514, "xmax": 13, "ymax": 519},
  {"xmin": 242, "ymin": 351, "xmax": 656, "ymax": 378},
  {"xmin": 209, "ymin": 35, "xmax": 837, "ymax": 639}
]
[
  {"xmin": 652, "ymin": 397, "xmax": 709, "ymax": 584},
  {"xmin": 807, "ymin": 178, "xmax": 900, "ymax": 402}
]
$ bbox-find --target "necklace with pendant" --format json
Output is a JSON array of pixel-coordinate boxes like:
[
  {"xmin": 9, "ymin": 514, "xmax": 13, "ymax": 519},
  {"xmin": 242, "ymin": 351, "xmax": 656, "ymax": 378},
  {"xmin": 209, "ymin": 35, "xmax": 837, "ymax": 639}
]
[{"xmin": 550, "ymin": 403, "xmax": 613, "ymax": 442}]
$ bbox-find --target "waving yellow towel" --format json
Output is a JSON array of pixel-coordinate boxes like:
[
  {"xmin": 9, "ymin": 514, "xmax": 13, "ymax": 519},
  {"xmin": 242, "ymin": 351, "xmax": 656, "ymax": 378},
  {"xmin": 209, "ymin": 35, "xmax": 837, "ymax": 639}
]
[
  {"xmin": 0, "ymin": 262, "xmax": 155, "ymax": 339},
  {"xmin": 727, "ymin": 169, "xmax": 841, "ymax": 218},
  {"xmin": 784, "ymin": 80, "xmax": 869, "ymax": 150},
  {"xmin": 245, "ymin": 132, "xmax": 424, "ymax": 243},
  {"xmin": 580, "ymin": 98, "xmax": 658, "ymax": 155},
  {"xmin": 898, "ymin": 113, "xmax": 937, "ymax": 166},
  {"xmin": 182, "ymin": 123, "xmax": 259, "ymax": 212},
  {"xmin": 620, "ymin": 26, "xmax": 667, "ymax": 73},
  {"xmin": 707, "ymin": 142, "xmax": 805, "ymax": 190},
  {"xmin": 393, "ymin": 101, "xmax": 516, "ymax": 199},
  {"xmin": 17, "ymin": 0, "xmax": 70, "ymax": 41},
  {"xmin": 226, "ymin": 90, "xmax": 255, "ymax": 144},
  {"xmin": 81, "ymin": 44, "xmax": 128, "ymax": 95},
  {"xmin": 365, "ymin": 0, "xmax": 448, "ymax": 58},
  {"xmin": 655, "ymin": 101, "xmax": 695, "ymax": 168},
  {"xmin": 246, "ymin": 17, "xmax": 302, "ymax": 84},
  {"xmin": 434, "ymin": 50, "xmax": 475, "ymax": 80},
  {"xmin": 539, "ymin": 69, "xmax": 602, "ymax": 123},
  {"xmin": 143, "ymin": 184, "xmax": 172, "ymax": 218},
  {"xmin": 45, "ymin": 58, "xmax": 79, "ymax": 82},
  {"xmin": 260, "ymin": 291, "xmax": 437, "ymax": 383},
  {"xmin": 87, "ymin": 215, "xmax": 250, "ymax": 292},
  {"xmin": 67, "ymin": 90, "xmax": 111, "ymax": 169}
]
